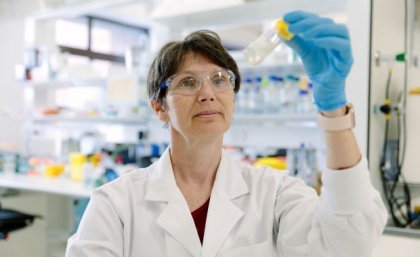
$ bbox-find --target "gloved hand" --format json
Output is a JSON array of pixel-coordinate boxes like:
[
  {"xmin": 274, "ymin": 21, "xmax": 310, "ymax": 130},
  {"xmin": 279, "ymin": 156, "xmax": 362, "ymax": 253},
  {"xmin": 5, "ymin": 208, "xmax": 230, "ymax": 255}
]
[{"xmin": 283, "ymin": 11, "xmax": 353, "ymax": 111}]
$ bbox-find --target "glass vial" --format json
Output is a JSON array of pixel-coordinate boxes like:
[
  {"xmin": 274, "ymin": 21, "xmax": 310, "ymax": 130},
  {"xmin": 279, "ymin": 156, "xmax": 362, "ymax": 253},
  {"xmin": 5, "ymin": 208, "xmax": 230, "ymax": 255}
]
[{"xmin": 243, "ymin": 19, "xmax": 294, "ymax": 65}]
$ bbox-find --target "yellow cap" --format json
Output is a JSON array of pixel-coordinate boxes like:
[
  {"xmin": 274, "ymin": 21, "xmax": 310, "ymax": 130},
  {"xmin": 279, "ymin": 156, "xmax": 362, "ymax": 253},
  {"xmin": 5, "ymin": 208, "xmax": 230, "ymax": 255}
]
[{"xmin": 275, "ymin": 19, "xmax": 294, "ymax": 40}]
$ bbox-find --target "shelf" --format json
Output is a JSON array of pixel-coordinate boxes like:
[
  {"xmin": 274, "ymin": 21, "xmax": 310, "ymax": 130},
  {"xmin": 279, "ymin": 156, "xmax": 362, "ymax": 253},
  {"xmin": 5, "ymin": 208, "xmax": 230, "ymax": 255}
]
[
  {"xmin": 31, "ymin": 116, "xmax": 149, "ymax": 125},
  {"xmin": 233, "ymin": 113, "xmax": 318, "ymax": 128},
  {"xmin": 229, "ymin": 50, "xmax": 305, "ymax": 73},
  {"xmin": 20, "ymin": 78, "xmax": 107, "ymax": 89}
]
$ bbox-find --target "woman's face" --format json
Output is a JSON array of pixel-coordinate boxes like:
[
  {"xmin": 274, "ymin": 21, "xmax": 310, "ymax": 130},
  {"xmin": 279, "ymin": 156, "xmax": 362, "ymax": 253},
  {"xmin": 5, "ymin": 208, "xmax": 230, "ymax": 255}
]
[{"xmin": 159, "ymin": 53, "xmax": 236, "ymax": 141}]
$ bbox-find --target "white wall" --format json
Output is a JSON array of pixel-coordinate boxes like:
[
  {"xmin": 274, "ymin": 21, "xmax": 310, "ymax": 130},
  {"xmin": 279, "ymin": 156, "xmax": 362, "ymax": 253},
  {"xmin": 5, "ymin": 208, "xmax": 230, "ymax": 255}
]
[
  {"xmin": 0, "ymin": 17, "xmax": 25, "ymax": 151},
  {"xmin": 346, "ymin": 0, "xmax": 371, "ymax": 157}
]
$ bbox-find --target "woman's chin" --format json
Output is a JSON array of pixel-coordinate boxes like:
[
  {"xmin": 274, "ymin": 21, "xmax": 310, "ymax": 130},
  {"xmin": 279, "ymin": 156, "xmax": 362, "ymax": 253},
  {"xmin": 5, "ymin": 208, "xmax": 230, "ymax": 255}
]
[{"xmin": 192, "ymin": 124, "xmax": 229, "ymax": 139}]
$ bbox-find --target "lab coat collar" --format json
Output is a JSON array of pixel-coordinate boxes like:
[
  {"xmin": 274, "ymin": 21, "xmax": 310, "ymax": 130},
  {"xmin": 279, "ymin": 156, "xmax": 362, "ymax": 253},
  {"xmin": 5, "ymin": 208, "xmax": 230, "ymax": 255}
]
[
  {"xmin": 201, "ymin": 148, "xmax": 250, "ymax": 257},
  {"xmin": 145, "ymin": 147, "xmax": 250, "ymax": 257}
]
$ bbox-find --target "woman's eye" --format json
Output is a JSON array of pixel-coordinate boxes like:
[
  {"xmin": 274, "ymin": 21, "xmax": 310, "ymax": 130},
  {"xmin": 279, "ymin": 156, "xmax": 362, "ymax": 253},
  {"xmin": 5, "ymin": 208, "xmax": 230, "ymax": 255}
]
[
  {"xmin": 212, "ymin": 76, "xmax": 228, "ymax": 86},
  {"xmin": 178, "ymin": 78, "xmax": 197, "ymax": 88}
]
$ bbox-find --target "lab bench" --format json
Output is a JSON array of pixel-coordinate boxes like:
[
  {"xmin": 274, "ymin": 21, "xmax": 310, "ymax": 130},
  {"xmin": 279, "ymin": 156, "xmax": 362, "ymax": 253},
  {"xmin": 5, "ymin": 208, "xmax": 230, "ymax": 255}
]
[
  {"xmin": 0, "ymin": 172, "xmax": 92, "ymax": 256},
  {"xmin": 0, "ymin": 173, "xmax": 93, "ymax": 198}
]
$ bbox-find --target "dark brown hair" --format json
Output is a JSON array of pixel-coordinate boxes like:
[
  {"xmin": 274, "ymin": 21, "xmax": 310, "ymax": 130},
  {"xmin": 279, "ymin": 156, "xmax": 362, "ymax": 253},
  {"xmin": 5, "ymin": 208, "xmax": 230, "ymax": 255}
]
[{"xmin": 147, "ymin": 30, "xmax": 241, "ymax": 104}]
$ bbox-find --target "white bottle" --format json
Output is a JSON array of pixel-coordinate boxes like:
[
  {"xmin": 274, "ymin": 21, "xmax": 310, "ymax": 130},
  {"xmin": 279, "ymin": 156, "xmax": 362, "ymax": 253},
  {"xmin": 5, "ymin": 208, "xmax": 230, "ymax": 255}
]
[
  {"xmin": 237, "ymin": 78, "xmax": 252, "ymax": 114},
  {"xmin": 265, "ymin": 75, "xmax": 281, "ymax": 113},
  {"xmin": 253, "ymin": 76, "xmax": 264, "ymax": 114},
  {"xmin": 243, "ymin": 19, "xmax": 294, "ymax": 65},
  {"xmin": 284, "ymin": 75, "xmax": 299, "ymax": 114},
  {"xmin": 247, "ymin": 78, "xmax": 257, "ymax": 113},
  {"xmin": 275, "ymin": 76, "xmax": 287, "ymax": 113}
]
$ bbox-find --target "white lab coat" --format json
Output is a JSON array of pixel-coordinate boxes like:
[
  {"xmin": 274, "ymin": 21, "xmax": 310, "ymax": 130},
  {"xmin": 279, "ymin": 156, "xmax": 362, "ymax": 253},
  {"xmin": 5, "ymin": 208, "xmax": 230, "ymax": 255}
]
[{"xmin": 66, "ymin": 148, "xmax": 387, "ymax": 257}]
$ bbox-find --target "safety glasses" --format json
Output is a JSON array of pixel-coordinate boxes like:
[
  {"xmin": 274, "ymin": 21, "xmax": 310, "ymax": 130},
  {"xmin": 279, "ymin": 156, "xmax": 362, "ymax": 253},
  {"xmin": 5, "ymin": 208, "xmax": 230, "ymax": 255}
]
[{"xmin": 160, "ymin": 69, "xmax": 236, "ymax": 96}]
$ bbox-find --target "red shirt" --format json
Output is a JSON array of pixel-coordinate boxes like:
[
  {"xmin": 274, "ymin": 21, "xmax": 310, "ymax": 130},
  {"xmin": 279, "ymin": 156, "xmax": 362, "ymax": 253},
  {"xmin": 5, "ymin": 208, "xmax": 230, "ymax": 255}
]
[{"xmin": 191, "ymin": 198, "xmax": 210, "ymax": 244}]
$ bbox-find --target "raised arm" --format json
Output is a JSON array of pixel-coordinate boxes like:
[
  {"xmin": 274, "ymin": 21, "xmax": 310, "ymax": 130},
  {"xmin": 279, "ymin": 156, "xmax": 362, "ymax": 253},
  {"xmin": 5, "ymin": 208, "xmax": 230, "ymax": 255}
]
[
  {"xmin": 284, "ymin": 10, "xmax": 361, "ymax": 169},
  {"xmin": 273, "ymin": 11, "xmax": 388, "ymax": 257}
]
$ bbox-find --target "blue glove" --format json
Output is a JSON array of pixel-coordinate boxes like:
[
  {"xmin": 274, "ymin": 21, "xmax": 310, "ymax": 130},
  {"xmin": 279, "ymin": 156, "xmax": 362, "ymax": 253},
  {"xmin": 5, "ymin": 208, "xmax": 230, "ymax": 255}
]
[{"xmin": 283, "ymin": 11, "xmax": 353, "ymax": 111}]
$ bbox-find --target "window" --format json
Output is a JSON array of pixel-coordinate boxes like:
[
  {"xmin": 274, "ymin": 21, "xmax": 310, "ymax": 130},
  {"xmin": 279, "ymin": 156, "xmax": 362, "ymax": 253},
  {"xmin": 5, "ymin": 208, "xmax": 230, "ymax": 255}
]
[
  {"xmin": 55, "ymin": 17, "xmax": 89, "ymax": 49},
  {"xmin": 55, "ymin": 16, "xmax": 149, "ymax": 64}
]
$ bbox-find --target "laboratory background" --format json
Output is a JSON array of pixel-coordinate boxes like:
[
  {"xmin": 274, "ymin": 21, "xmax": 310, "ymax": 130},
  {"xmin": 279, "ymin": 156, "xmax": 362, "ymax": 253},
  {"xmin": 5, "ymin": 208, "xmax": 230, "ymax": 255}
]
[{"xmin": 0, "ymin": 0, "xmax": 419, "ymax": 256}]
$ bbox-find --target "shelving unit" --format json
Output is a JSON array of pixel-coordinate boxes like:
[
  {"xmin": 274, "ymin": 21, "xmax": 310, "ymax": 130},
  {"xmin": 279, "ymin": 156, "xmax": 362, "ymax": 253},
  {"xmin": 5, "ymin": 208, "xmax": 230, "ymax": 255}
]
[
  {"xmin": 20, "ymin": 78, "xmax": 107, "ymax": 88},
  {"xmin": 233, "ymin": 113, "xmax": 318, "ymax": 128},
  {"xmin": 31, "ymin": 116, "xmax": 149, "ymax": 126}
]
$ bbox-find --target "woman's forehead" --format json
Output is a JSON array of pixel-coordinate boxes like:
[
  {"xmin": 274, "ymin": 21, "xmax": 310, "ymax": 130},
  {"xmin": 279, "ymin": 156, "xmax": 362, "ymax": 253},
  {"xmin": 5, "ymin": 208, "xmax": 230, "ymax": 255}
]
[{"xmin": 176, "ymin": 52, "xmax": 220, "ymax": 73}]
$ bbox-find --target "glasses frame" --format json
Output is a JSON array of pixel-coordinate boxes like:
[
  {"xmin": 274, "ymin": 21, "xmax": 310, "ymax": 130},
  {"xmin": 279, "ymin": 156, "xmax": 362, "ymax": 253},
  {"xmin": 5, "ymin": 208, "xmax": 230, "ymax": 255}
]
[{"xmin": 159, "ymin": 68, "xmax": 236, "ymax": 96}]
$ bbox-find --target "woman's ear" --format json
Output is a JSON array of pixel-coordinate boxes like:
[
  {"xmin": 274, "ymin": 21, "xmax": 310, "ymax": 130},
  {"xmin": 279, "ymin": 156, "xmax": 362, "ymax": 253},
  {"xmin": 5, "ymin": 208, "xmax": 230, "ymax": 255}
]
[
  {"xmin": 150, "ymin": 100, "xmax": 168, "ymax": 122},
  {"xmin": 232, "ymin": 93, "xmax": 236, "ymax": 111}
]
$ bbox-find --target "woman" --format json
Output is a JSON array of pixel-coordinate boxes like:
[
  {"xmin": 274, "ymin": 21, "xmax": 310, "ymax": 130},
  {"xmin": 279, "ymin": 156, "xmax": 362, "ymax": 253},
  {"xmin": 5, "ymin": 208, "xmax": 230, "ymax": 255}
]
[{"xmin": 66, "ymin": 11, "xmax": 387, "ymax": 257}]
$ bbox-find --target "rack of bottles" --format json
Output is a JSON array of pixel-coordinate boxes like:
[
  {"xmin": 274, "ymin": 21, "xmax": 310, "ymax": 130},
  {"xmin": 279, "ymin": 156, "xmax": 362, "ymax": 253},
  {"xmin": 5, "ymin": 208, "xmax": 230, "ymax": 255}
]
[
  {"xmin": 235, "ymin": 73, "xmax": 316, "ymax": 115},
  {"xmin": 232, "ymin": 45, "xmax": 317, "ymax": 117}
]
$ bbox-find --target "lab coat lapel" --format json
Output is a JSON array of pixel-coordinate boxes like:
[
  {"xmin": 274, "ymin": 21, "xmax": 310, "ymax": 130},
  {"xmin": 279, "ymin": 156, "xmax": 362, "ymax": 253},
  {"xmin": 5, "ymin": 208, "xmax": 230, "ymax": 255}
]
[
  {"xmin": 145, "ymin": 148, "xmax": 201, "ymax": 257},
  {"xmin": 201, "ymin": 149, "xmax": 250, "ymax": 257}
]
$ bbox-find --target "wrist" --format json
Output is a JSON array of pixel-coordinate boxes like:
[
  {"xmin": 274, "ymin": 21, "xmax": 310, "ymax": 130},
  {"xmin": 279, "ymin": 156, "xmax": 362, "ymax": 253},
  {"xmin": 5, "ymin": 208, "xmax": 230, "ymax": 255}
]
[
  {"xmin": 321, "ymin": 105, "xmax": 347, "ymax": 117},
  {"xmin": 317, "ymin": 103, "xmax": 355, "ymax": 132}
]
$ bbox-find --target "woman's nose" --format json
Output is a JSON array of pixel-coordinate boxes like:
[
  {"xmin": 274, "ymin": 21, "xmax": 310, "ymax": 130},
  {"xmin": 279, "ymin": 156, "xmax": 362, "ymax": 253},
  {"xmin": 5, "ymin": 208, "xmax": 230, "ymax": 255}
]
[{"xmin": 197, "ymin": 80, "xmax": 215, "ymax": 102}]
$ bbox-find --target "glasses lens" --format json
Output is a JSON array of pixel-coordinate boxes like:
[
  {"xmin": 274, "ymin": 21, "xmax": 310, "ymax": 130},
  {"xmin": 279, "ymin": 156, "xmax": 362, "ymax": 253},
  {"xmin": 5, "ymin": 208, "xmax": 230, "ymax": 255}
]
[
  {"xmin": 169, "ymin": 75, "xmax": 199, "ymax": 95},
  {"xmin": 209, "ymin": 70, "xmax": 234, "ymax": 92},
  {"xmin": 167, "ymin": 69, "xmax": 235, "ymax": 95}
]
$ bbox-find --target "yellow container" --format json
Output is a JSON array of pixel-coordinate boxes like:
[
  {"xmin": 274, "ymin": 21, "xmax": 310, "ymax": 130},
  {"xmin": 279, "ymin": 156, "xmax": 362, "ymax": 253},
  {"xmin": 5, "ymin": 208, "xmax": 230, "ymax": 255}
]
[
  {"xmin": 69, "ymin": 153, "xmax": 86, "ymax": 181},
  {"xmin": 45, "ymin": 164, "xmax": 65, "ymax": 177},
  {"xmin": 254, "ymin": 157, "xmax": 287, "ymax": 171}
]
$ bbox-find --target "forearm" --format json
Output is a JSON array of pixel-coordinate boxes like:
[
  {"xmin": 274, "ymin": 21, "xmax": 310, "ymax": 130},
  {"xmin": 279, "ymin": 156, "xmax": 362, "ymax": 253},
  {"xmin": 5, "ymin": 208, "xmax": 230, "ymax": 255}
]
[{"xmin": 322, "ymin": 106, "xmax": 362, "ymax": 170}]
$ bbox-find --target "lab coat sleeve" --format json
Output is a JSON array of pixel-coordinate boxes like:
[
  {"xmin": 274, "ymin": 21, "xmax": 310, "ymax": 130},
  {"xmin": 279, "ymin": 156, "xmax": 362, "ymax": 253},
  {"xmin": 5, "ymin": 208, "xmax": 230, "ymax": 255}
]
[
  {"xmin": 274, "ymin": 157, "xmax": 388, "ymax": 257},
  {"xmin": 65, "ymin": 188, "xmax": 124, "ymax": 257}
]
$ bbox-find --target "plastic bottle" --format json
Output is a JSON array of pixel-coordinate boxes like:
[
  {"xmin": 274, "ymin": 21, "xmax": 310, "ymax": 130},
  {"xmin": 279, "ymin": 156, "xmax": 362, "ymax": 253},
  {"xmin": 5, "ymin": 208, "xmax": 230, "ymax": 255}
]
[
  {"xmin": 243, "ymin": 19, "xmax": 294, "ymax": 65},
  {"xmin": 307, "ymin": 82, "xmax": 316, "ymax": 113},
  {"xmin": 253, "ymin": 76, "xmax": 264, "ymax": 113},
  {"xmin": 246, "ymin": 78, "xmax": 257, "ymax": 113},
  {"xmin": 297, "ymin": 89, "xmax": 312, "ymax": 113},
  {"xmin": 265, "ymin": 75, "xmax": 281, "ymax": 113},
  {"xmin": 283, "ymin": 75, "xmax": 300, "ymax": 113},
  {"xmin": 274, "ymin": 76, "xmax": 286, "ymax": 113},
  {"xmin": 236, "ymin": 78, "xmax": 251, "ymax": 114}
]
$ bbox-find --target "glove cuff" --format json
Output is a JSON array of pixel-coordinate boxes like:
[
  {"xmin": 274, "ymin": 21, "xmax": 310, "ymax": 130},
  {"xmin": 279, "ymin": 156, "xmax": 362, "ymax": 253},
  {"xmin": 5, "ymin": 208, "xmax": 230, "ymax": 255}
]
[{"xmin": 313, "ymin": 83, "xmax": 347, "ymax": 111}]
